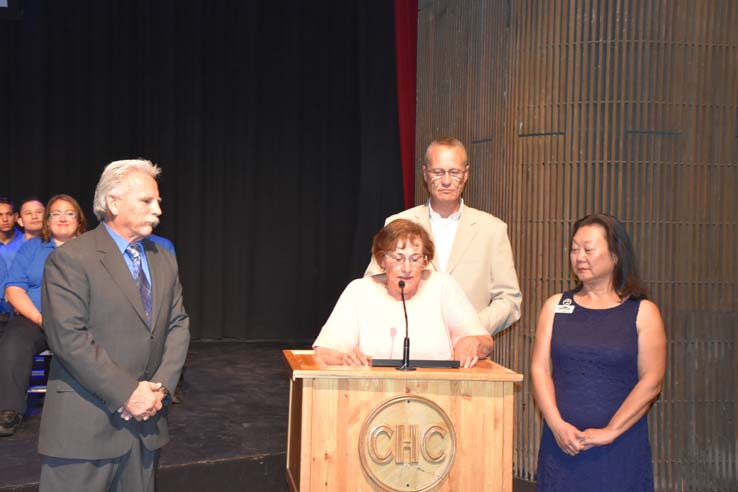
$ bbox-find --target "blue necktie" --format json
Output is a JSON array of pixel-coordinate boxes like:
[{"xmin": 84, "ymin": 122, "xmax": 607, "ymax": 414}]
[{"xmin": 126, "ymin": 244, "xmax": 152, "ymax": 324}]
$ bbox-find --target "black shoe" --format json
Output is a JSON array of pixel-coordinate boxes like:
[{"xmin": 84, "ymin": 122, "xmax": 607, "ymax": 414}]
[{"xmin": 0, "ymin": 410, "xmax": 22, "ymax": 437}]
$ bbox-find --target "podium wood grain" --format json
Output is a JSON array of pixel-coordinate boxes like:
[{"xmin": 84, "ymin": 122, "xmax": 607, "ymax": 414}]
[{"xmin": 284, "ymin": 350, "xmax": 522, "ymax": 492}]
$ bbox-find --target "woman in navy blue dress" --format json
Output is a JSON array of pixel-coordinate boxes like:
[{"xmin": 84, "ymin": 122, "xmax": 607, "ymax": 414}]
[{"xmin": 531, "ymin": 214, "xmax": 666, "ymax": 491}]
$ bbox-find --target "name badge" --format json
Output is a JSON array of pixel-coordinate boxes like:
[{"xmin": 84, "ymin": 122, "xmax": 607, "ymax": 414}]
[{"xmin": 554, "ymin": 298, "xmax": 575, "ymax": 314}]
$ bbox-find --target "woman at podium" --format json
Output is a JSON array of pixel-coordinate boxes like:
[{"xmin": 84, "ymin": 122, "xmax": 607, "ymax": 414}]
[
  {"xmin": 313, "ymin": 219, "xmax": 493, "ymax": 368},
  {"xmin": 531, "ymin": 214, "xmax": 666, "ymax": 491}
]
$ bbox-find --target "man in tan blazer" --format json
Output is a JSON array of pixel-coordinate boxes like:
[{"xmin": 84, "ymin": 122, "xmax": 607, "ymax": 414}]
[
  {"xmin": 366, "ymin": 137, "xmax": 521, "ymax": 335},
  {"xmin": 38, "ymin": 159, "xmax": 190, "ymax": 491}
]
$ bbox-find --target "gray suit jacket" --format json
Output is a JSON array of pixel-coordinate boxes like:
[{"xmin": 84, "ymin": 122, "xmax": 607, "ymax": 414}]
[
  {"xmin": 38, "ymin": 224, "xmax": 190, "ymax": 459},
  {"xmin": 366, "ymin": 204, "xmax": 521, "ymax": 335}
]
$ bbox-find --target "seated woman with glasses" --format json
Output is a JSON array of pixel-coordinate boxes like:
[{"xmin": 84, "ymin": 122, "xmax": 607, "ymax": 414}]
[
  {"xmin": 313, "ymin": 219, "xmax": 493, "ymax": 368},
  {"xmin": 0, "ymin": 194, "xmax": 86, "ymax": 437}
]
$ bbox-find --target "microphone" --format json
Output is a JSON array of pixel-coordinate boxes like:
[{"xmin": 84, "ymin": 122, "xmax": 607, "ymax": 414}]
[{"xmin": 397, "ymin": 280, "xmax": 415, "ymax": 371}]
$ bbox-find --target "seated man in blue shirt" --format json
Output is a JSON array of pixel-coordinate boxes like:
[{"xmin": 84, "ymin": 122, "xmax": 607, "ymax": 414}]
[
  {"xmin": 0, "ymin": 258, "xmax": 7, "ymax": 335},
  {"xmin": 0, "ymin": 198, "xmax": 46, "ymax": 319},
  {"xmin": 0, "ymin": 197, "xmax": 25, "ymax": 270},
  {"xmin": 148, "ymin": 233, "xmax": 176, "ymax": 256},
  {"xmin": 16, "ymin": 197, "xmax": 46, "ymax": 242},
  {"xmin": 0, "ymin": 197, "xmax": 23, "ymax": 322}
]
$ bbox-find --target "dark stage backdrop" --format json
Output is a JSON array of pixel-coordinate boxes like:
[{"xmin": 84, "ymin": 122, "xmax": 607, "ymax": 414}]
[{"xmin": 0, "ymin": 0, "xmax": 403, "ymax": 340}]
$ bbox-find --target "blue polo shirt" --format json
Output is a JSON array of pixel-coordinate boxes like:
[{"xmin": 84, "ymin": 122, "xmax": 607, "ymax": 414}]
[
  {"xmin": 0, "ymin": 256, "xmax": 9, "ymax": 314},
  {"xmin": 0, "ymin": 256, "xmax": 6, "ymax": 290},
  {"xmin": 148, "ymin": 234, "xmax": 176, "ymax": 256},
  {"xmin": 5, "ymin": 238, "xmax": 56, "ymax": 312},
  {"xmin": 0, "ymin": 228, "xmax": 25, "ymax": 269}
]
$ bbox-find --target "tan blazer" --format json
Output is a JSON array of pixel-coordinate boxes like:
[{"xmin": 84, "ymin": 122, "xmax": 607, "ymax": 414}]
[
  {"xmin": 38, "ymin": 224, "xmax": 190, "ymax": 459},
  {"xmin": 366, "ymin": 204, "xmax": 521, "ymax": 335}
]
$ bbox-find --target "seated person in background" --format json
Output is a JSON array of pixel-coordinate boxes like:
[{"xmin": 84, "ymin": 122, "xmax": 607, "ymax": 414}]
[
  {"xmin": 148, "ymin": 233, "xmax": 176, "ymax": 256},
  {"xmin": 0, "ymin": 197, "xmax": 24, "ymax": 268},
  {"xmin": 0, "ymin": 198, "xmax": 45, "ymax": 319},
  {"xmin": 314, "ymin": 219, "xmax": 493, "ymax": 368},
  {"xmin": 0, "ymin": 194, "xmax": 87, "ymax": 437},
  {"xmin": 0, "ymin": 258, "xmax": 6, "ymax": 297},
  {"xmin": 0, "ymin": 258, "xmax": 7, "ymax": 333},
  {"xmin": 17, "ymin": 197, "xmax": 46, "ymax": 241}
]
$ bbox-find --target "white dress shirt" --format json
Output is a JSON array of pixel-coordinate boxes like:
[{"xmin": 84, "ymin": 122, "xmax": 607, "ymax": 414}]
[{"xmin": 428, "ymin": 200, "xmax": 463, "ymax": 272}]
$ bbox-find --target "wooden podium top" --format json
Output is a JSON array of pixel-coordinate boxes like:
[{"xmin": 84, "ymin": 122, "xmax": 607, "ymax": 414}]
[{"xmin": 283, "ymin": 349, "xmax": 523, "ymax": 382}]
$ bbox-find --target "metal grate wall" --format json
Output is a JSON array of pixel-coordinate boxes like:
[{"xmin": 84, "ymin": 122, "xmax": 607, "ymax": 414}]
[{"xmin": 416, "ymin": 1, "xmax": 737, "ymax": 490}]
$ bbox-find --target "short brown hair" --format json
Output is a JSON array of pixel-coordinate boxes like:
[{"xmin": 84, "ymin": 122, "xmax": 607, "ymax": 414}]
[
  {"xmin": 372, "ymin": 219, "xmax": 435, "ymax": 266},
  {"xmin": 42, "ymin": 194, "xmax": 87, "ymax": 242}
]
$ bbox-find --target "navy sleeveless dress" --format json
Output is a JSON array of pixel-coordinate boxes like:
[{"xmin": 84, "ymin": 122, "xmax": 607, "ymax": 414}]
[{"xmin": 536, "ymin": 291, "xmax": 654, "ymax": 492}]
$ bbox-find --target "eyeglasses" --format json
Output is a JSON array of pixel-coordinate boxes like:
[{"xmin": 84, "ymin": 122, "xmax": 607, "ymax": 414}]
[
  {"xmin": 385, "ymin": 254, "xmax": 426, "ymax": 267},
  {"xmin": 48, "ymin": 211, "xmax": 78, "ymax": 220},
  {"xmin": 426, "ymin": 168, "xmax": 466, "ymax": 181}
]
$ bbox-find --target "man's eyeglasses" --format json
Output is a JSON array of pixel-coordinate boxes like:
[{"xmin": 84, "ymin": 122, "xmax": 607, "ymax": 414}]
[
  {"xmin": 48, "ymin": 211, "xmax": 78, "ymax": 220},
  {"xmin": 385, "ymin": 254, "xmax": 426, "ymax": 267},
  {"xmin": 427, "ymin": 168, "xmax": 466, "ymax": 181}
]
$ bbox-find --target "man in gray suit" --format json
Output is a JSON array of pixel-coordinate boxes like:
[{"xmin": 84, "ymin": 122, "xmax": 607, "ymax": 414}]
[
  {"xmin": 38, "ymin": 159, "xmax": 190, "ymax": 491},
  {"xmin": 366, "ymin": 137, "xmax": 522, "ymax": 335}
]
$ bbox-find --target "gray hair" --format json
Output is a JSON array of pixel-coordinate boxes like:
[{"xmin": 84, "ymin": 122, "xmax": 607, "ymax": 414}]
[
  {"xmin": 423, "ymin": 137, "xmax": 468, "ymax": 167},
  {"xmin": 93, "ymin": 159, "xmax": 161, "ymax": 220}
]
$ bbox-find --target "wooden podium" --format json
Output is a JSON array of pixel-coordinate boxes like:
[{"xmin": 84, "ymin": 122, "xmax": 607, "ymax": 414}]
[{"xmin": 283, "ymin": 350, "xmax": 523, "ymax": 492}]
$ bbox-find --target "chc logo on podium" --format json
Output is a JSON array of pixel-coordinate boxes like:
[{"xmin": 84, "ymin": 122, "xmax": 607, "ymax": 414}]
[{"xmin": 358, "ymin": 395, "xmax": 457, "ymax": 492}]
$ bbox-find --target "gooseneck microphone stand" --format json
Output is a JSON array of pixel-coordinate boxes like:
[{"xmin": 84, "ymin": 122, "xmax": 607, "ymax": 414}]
[{"xmin": 396, "ymin": 280, "xmax": 415, "ymax": 371}]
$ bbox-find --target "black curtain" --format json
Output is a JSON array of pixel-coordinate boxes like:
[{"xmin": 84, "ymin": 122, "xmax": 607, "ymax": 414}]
[{"xmin": 0, "ymin": 0, "xmax": 403, "ymax": 341}]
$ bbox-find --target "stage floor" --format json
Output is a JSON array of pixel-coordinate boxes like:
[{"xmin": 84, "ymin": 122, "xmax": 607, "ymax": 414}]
[
  {"xmin": 0, "ymin": 341, "xmax": 310, "ymax": 492},
  {"xmin": 1, "ymin": 340, "xmax": 536, "ymax": 492}
]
